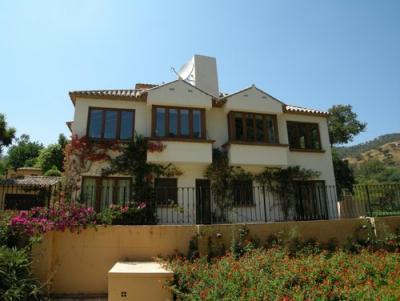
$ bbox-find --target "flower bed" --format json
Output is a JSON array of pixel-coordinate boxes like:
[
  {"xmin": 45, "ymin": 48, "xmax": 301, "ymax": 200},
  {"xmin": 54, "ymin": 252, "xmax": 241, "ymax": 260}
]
[{"xmin": 168, "ymin": 248, "xmax": 400, "ymax": 300}]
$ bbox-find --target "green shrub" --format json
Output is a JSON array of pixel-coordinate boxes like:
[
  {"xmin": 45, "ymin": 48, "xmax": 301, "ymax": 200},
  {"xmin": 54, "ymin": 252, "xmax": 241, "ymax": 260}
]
[
  {"xmin": 0, "ymin": 246, "xmax": 43, "ymax": 300},
  {"xmin": 168, "ymin": 248, "xmax": 400, "ymax": 300},
  {"xmin": 96, "ymin": 203, "xmax": 158, "ymax": 225}
]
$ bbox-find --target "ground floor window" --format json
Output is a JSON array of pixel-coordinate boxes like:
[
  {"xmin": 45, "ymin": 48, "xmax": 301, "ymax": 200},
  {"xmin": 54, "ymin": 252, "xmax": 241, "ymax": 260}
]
[
  {"xmin": 232, "ymin": 180, "xmax": 254, "ymax": 206},
  {"xmin": 154, "ymin": 178, "xmax": 178, "ymax": 206},
  {"xmin": 293, "ymin": 180, "xmax": 328, "ymax": 220},
  {"xmin": 81, "ymin": 177, "xmax": 131, "ymax": 211}
]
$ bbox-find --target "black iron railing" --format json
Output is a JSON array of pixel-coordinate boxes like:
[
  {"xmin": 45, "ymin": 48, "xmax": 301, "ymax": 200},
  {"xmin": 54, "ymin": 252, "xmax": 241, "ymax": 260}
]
[
  {"xmin": 0, "ymin": 181, "xmax": 63, "ymax": 210},
  {"xmin": 2, "ymin": 181, "xmax": 400, "ymax": 224}
]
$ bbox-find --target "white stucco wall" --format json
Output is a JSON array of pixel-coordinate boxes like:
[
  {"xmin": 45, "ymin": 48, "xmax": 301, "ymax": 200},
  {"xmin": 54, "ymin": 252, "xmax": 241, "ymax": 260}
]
[
  {"xmin": 146, "ymin": 79, "xmax": 213, "ymax": 109},
  {"xmin": 147, "ymin": 141, "xmax": 213, "ymax": 165},
  {"xmin": 223, "ymin": 86, "xmax": 283, "ymax": 114}
]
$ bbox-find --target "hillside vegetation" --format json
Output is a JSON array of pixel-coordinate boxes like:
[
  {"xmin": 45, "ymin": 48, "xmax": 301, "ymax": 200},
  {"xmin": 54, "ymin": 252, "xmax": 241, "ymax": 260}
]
[
  {"xmin": 335, "ymin": 133, "xmax": 400, "ymax": 184},
  {"xmin": 335, "ymin": 133, "xmax": 400, "ymax": 160}
]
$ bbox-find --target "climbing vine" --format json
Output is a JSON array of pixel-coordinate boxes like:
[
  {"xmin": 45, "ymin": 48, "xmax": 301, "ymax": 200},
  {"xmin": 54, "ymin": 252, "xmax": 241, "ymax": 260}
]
[
  {"xmin": 205, "ymin": 148, "xmax": 320, "ymax": 221},
  {"xmin": 204, "ymin": 148, "xmax": 252, "ymax": 221},
  {"xmin": 255, "ymin": 166, "xmax": 320, "ymax": 219},
  {"xmin": 102, "ymin": 134, "xmax": 182, "ymax": 223},
  {"xmin": 64, "ymin": 135, "xmax": 121, "ymax": 200}
]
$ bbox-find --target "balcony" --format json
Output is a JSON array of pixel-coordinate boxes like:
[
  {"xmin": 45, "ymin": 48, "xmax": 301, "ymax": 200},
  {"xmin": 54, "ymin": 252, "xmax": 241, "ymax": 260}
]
[
  {"xmin": 147, "ymin": 138, "xmax": 213, "ymax": 164},
  {"xmin": 224, "ymin": 141, "xmax": 289, "ymax": 167}
]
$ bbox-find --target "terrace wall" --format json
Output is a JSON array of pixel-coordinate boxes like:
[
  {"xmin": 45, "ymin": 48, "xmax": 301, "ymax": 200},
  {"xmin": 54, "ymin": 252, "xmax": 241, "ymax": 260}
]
[{"xmin": 32, "ymin": 217, "xmax": 400, "ymax": 296}]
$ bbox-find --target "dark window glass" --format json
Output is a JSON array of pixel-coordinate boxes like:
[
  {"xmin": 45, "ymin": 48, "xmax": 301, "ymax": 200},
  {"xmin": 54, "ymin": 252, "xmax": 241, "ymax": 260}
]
[
  {"xmin": 120, "ymin": 111, "xmax": 133, "ymax": 140},
  {"xmin": 232, "ymin": 180, "xmax": 253, "ymax": 206},
  {"xmin": 192, "ymin": 110, "xmax": 202, "ymax": 138},
  {"xmin": 246, "ymin": 114, "xmax": 254, "ymax": 141},
  {"xmin": 169, "ymin": 109, "xmax": 178, "ymax": 137},
  {"xmin": 152, "ymin": 107, "xmax": 205, "ymax": 139},
  {"xmin": 266, "ymin": 116, "xmax": 276, "ymax": 143},
  {"xmin": 310, "ymin": 125, "xmax": 320, "ymax": 149},
  {"xmin": 234, "ymin": 113, "xmax": 244, "ymax": 140},
  {"xmin": 155, "ymin": 108, "xmax": 166, "ymax": 137},
  {"xmin": 88, "ymin": 108, "xmax": 134, "ymax": 140},
  {"xmin": 155, "ymin": 178, "xmax": 178, "ymax": 206},
  {"xmin": 287, "ymin": 122, "xmax": 298, "ymax": 148},
  {"xmin": 104, "ymin": 111, "xmax": 117, "ymax": 139},
  {"xmin": 230, "ymin": 112, "xmax": 278, "ymax": 143},
  {"xmin": 255, "ymin": 115, "xmax": 265, "ymax": 142},
  {"xmin": 287, "ymin": 122, "xmax": 321, "ymax": 150},
  {"xmin": 180, "ymin": 109, "xmax": 189, "ymax": 136},
  {"xmin": 88, "ymin": 109, "xmax": 103, "ymax": 138}
]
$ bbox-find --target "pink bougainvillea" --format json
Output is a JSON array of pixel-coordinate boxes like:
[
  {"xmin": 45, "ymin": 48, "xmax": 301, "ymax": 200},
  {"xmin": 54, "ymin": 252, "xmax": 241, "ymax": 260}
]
[{"xmin": 9, "ymin": 202, "xmax": 97, "ymax": 236}]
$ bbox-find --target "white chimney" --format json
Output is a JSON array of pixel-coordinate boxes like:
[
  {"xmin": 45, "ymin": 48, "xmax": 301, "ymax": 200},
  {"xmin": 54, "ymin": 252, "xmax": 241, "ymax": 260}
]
[{"xmin": 178, "ymin": 55, "xmax": 219, "ymax": 97}]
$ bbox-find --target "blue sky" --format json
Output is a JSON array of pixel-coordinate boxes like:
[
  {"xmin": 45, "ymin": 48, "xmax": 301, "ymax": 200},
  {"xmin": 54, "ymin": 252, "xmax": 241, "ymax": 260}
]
[{"xmin": 0, "ymin": 0, "xmax": 399, "ymax": 147}]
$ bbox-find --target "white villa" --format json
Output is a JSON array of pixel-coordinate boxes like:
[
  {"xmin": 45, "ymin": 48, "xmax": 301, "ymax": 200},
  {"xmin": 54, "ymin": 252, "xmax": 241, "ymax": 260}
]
[{"xmin": 66, "ymin": 55, "xmax": 336, "ymax": 224}]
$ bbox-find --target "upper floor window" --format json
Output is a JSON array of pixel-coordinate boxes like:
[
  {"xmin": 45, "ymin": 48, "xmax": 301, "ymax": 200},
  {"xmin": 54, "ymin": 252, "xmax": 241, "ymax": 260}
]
[
  {"xmin": 152, "ymin": 106, "xmax": 206, "ymax": 139},
  {"xmin": 228, "ymin": 111, "xmax": 278, "ymax": 143},
  {"xmin": 88, "ymin": 108, "xmax": 135, "ymax": 140},
  {"xmin": 287, "ymin": 121, "xmax": 321, "ymax": 150}
]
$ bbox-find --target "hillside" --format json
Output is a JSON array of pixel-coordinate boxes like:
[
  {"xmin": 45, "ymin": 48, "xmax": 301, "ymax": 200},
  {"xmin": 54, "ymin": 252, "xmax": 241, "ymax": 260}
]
[
  {"xmin": 335, "ymin": 134, "xmax": 400, "ymax": 183},
  {"xmin": 335, "ymin": 133, "xmax": 400, "ymax": 161},
  {"xmin": 344, "ymin": 139, "xmax": 400, "ymax": 166}
]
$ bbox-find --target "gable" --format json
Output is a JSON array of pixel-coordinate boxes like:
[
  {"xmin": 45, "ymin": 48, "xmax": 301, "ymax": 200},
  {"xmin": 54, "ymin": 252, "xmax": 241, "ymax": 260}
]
[
  {"xmin": 223, "ymin": 86, "xmax": 283, "ymax": 114},
  {"xmin": 146, "ymin": 79, "xmax": 213, "ymax": 109}
]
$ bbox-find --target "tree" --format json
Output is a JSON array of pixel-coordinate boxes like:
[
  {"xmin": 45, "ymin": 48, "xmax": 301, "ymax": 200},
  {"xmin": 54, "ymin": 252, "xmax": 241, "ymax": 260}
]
[
  {"xmin": 0, "ymin": 113, "xmax": 16, "ymax": 154},
  {"xmin": 332, "ymin": 150, "xmax": 355, "ymax": 193},
  {"xmin": 328, "ymin": 105, "xmax": 366, "ymax": 191},
  {"xmin": 328, "ymin": 105, "xmax": 367, "ymax": 146},
  {"xmin": 7, "ymin": 135, "xmax": 43, "ymax": 170},
  {"xmin": 36, "ymin": 133, "xmax": 68, "ymax": 173}
]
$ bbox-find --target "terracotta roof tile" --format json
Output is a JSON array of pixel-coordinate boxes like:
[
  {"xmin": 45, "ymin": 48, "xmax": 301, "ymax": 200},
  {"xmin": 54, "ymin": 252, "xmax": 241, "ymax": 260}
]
[
  {"xmin": 0, "ymin": 176, "xmax": 61, "ymax": 186},
  {"xmin": 284, "ymin": 105, "xmax": 330, "ymax": 116}
]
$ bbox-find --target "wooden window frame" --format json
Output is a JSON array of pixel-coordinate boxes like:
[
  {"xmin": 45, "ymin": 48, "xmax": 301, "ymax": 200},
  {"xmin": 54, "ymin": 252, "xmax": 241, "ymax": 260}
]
[
  {"xmin": 151, "ymin": 105, "xmax": 206, "ymax": 140},
  {"xmin": 286, "ymin": 121, "xmax": 322, "ymax": 151},
  {"xmin": 154, "ymin": 178, "xmax": 178, "ymax": 207},
  {"xmin": 86, "ymin": 107, "xmax": 135, "ymax": 141},
  {"xmin": 228, "ymin": 111, "xmax": 279, "ymax": 144},
  {"xmin": 81, "ymin": 176, "xmax": 132, "ymax": 211}
]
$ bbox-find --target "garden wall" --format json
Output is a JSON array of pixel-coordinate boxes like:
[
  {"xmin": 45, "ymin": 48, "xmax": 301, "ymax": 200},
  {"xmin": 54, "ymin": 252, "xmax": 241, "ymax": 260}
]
[{"xmin": 32, "ymin": 217, "xmax": 400, "ymax": 296}]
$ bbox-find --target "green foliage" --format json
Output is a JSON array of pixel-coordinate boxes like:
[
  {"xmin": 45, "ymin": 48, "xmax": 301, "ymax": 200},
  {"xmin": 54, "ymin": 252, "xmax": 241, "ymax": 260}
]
[
  {"xmin": 0, "ymin": 246, "xmax": 43, "ymax": 301},
  {"xmin": 355, "ymin": 159, "xmax": 400, "ymax": 184},
  {"xmin": 102, "ymin": 134, "xmax": 180, "ymax": 223},
  {"xmin": 35, "ymin": 133, "xmax": 68, "ymax": 173},
  {"xmin": 0, "ymin": 213, "xmax": 44, "ymax": 300},
  {"xmin": 7, "ymin": 134, "xmax": 43, "ymax": 170},
  {"xmin": 0, "ymin": 156, "xmax": 7, "ymax": 176},
  {"xmin": 328, "ymin": 104, "xmax": 367, "ymax": 146},
  {"xmin": 36, "ymin": 145, "xmax": 64, "ymax": 173},
  {"xmin": 0, "ymin": 113, "xmax": 16, "ymax": 155},
  {"xmin": 332, "ymin": 150, "xmax": 355, "ymax": 193},
  {"xmin": 204, "ymin": 149, "xmax": 253, "ymax": 221},
  {"xmin": 168, "ymin": 248, "xmax": 400, "ymax": 300},
  {"xmin": 43, "ymin": 166, "xmax": 62, "ymax": 177},
  {"xmin": 335, "ymin": 133, "xmax": 400, "ymax": 158},
  {"xmin": 255, "ymin": 166, "xmax": 320, "ymax": 219}
]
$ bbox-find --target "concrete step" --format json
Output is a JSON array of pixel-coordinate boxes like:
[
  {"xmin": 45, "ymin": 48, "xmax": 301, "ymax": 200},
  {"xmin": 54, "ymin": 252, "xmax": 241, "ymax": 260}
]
[{"xmin": 108, "ymin": 262, "xmax": 173, "ymax": 301}]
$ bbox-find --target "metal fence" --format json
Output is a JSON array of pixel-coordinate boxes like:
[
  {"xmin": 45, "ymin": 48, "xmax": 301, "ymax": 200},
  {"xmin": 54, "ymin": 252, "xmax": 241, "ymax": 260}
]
[
  {"xmin": 0, "ymin": 182, "xmax": 63, "ymax": 210},
  {"xmin": 82, "ymin": 182, "xmax": 400, "ymax": 224},
  {"xmin": 2, "ymin": 181, "xmax": 400, "ymax": 225}
]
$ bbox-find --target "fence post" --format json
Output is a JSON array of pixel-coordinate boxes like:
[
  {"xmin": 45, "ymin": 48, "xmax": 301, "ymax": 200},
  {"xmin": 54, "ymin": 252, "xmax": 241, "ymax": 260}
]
[
  {"xmin": 47, "ymin": 185, "xmax": 52, "ymax": 208},
  {"xmin": 262, "ymin": 186, "xmax": 268, "ymax": 222},
  {"xmin": 365, "ymin": 186, "xmax": 372, "ymax": 217}
]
